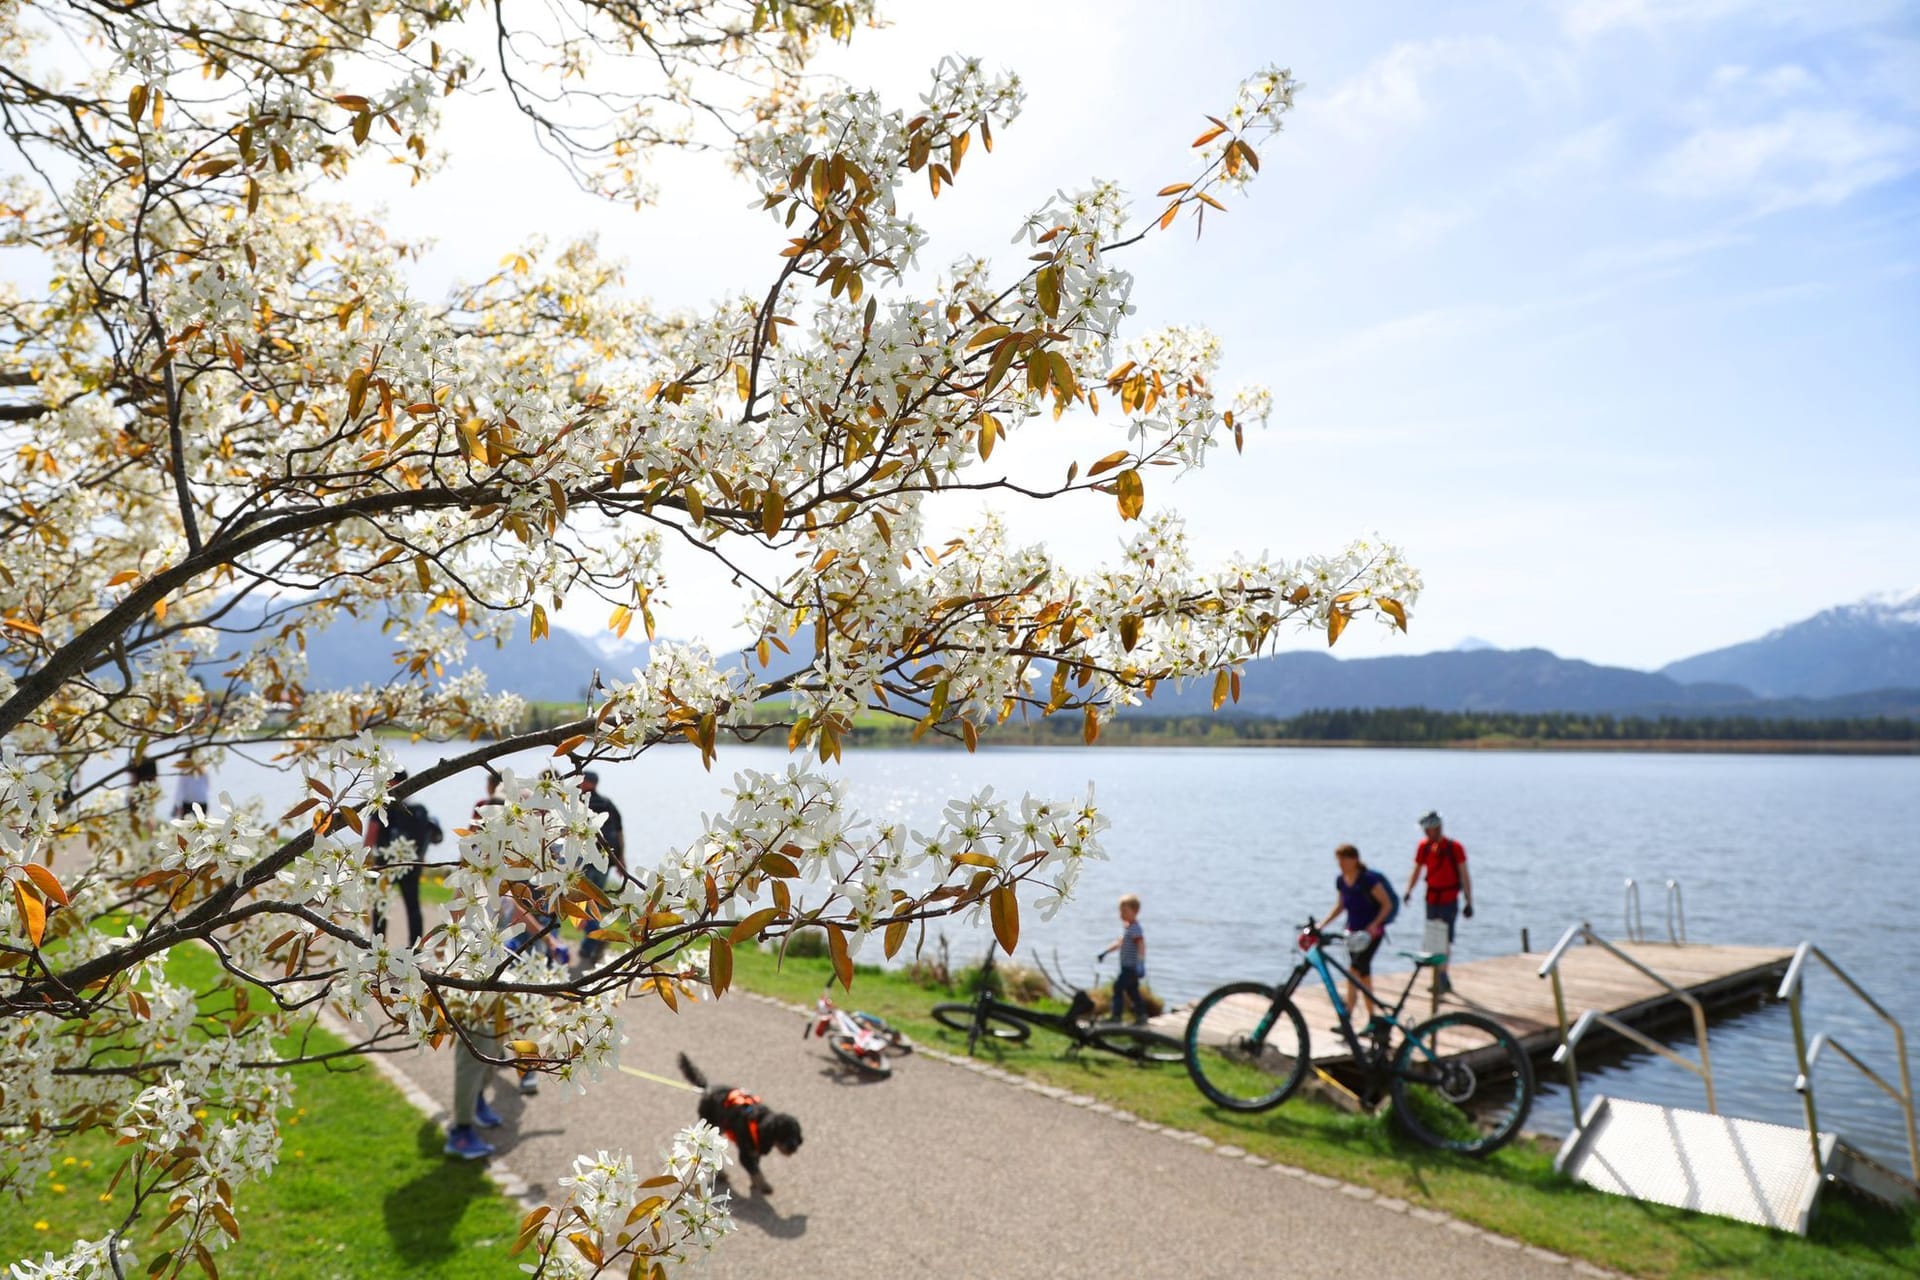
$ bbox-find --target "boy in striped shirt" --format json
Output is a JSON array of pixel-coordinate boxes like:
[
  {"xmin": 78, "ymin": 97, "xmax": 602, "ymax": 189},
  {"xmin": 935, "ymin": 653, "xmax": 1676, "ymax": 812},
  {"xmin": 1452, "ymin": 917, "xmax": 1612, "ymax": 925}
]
[{"xmin": 1099, "ymin": 893, "xmax": 1148, "ymax": 1025}]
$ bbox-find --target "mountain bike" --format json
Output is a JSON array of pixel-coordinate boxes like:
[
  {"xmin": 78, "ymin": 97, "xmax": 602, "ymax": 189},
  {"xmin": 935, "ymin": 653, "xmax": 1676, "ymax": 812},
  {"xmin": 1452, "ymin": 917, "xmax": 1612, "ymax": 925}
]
[
  {"xmin": 1182, "ymin": 920, "xmax": 1534, "ymax": 1156},
  {"xmin": 806, "ymin": 990, "xmax": 896, "ymax": 1078},
  {"xmin": 931, "ymin": 948, "xmax": 1183, "ymax": 1064}
]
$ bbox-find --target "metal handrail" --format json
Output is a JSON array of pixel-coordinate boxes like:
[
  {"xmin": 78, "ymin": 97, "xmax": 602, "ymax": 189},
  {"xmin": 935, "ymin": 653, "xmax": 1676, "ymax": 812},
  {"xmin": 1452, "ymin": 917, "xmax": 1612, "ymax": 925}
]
[
  {"xmin": 1664, "ymin": 879, "xmax": 1686, "ymax": 945},
  {"xmin": 1557, "ymin": 1009, "xmax": 1713, "ymax": 1082},
  {"xmin": 1623, "ymin": 878, "xmax": 1644, "ymax": 942},
  {"xmin": 1537, "ymin": 921, "xmax": 1715, "ymax": 1126},
  {"xmin": 1778, "ymin": 942, "xmax": 1918, "ymax": 1183}
]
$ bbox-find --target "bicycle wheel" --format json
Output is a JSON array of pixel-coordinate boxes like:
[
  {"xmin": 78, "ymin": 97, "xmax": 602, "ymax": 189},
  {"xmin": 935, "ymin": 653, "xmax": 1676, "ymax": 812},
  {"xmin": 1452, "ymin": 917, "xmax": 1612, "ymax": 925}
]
[
  {"xmin": 931, "ymin": 1003, "xmax": 1028, "ymax": 1043},
  {"xmin": 1390, "ymin": 1010, "xmax": 1534, "ymax": 1156},
  {"xmin": 1086, "ymin": 1024, "xmax": 1184, "ymax": 1064},
  {"xmin": 828, "ymin": 1033, "xmax": 892, "ymax": 1078},
  {"xmin": 1183, "ymin": 982, "xmax": 1311, "ymax": 1112}
]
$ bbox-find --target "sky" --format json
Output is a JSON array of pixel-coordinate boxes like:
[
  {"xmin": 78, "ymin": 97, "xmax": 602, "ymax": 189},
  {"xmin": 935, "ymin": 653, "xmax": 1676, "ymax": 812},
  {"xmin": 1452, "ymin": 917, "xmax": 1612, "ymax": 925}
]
[{"xmin": 300, "ymin": 2, "xmax": 1920, "ymax": 669}]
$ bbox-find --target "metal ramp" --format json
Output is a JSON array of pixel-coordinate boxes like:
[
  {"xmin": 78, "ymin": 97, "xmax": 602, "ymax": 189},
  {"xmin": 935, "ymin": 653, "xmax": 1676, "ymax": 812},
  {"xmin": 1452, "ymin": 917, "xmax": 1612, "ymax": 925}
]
[
  {"xmin": 1539, "ymin": 917, "xmax": 1920, "ymax": 1233},
  {"xmin": 1555, "ymin": 1096, "xmax": 1834, "ymax": 1233}
]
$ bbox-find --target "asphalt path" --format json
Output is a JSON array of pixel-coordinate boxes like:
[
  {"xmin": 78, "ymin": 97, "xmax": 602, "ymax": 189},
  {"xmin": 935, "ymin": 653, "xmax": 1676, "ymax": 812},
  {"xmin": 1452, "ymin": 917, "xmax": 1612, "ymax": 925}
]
[{"xmin": 379, "ymin": 991, "xmax": 1598, "ymax": 1280}]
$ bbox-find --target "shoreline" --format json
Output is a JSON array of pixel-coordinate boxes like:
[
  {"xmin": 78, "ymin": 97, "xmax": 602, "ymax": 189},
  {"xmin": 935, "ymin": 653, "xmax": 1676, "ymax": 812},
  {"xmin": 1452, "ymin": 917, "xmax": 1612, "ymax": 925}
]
[{"xmin": 844, "ymin": 732, "xmax": 1920, "ymax": 757}]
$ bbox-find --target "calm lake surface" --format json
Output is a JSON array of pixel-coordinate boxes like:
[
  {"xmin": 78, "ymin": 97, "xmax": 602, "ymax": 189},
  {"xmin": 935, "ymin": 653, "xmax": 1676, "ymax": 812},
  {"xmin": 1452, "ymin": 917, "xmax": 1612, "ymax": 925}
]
[{"xmin": 210, "ymin": 741, "xmax": 1919, "ymax": 1169}]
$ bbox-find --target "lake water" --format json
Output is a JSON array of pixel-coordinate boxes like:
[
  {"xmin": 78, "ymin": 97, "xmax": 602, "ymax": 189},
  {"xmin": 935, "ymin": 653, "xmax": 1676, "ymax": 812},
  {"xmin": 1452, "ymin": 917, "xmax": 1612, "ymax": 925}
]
[{"xmin": 207, "ymin": 741, "xmax": 1920, "ymax": 1170}]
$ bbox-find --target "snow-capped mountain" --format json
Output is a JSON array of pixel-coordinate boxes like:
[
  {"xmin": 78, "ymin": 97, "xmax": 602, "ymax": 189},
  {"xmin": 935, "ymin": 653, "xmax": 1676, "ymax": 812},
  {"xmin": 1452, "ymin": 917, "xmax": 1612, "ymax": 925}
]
[{"xmin": 1659, "ymin": 588, "xmax": 1920, "ymax": 699}]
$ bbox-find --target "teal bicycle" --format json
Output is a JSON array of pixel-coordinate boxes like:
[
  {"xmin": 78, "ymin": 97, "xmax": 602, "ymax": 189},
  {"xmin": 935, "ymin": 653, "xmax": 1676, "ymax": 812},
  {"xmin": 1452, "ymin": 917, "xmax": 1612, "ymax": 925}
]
[{"xmin": 1182, "ymin": 920, "xmax": 1534, "ymax": 1155}]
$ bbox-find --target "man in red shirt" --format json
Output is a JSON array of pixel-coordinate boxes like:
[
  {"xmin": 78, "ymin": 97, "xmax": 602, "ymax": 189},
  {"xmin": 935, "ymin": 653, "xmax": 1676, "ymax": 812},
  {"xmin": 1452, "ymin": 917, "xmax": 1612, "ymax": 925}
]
[{"xmin": 1405, "ymin": 810, "xmax": 1473, "ymax": 994}]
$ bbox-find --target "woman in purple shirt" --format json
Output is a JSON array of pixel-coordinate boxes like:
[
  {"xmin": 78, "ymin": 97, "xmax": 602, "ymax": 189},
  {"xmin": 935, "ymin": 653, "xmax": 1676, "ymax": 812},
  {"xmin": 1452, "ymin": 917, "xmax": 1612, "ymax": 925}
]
[{"xmin": 1317, "ymin": 844, "xmax": 1394, "ymax": 1022}]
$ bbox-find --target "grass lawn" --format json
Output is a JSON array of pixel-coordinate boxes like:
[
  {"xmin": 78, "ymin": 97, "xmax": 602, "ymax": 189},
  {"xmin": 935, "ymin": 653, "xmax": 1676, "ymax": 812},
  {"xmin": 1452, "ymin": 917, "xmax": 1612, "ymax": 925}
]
[
  {"xmin": 2, "ymin": 947, "xmax": 524, "ymax": 1279},
  {"xmin": 732, "ymin": 945, "xmax": 1920, "ymax": 1280}
]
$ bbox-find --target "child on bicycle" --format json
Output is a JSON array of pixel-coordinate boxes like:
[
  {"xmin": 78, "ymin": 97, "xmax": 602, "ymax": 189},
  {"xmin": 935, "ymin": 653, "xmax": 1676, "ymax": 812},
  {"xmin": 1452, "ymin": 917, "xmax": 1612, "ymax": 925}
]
[
  {"xmin": 1098, "ymin": 893, "xmax": 1148, "ymax": 1025},
  {"xmin": 1318, "ymin": 844, "xmax": 1393, "ymax": 1024}
]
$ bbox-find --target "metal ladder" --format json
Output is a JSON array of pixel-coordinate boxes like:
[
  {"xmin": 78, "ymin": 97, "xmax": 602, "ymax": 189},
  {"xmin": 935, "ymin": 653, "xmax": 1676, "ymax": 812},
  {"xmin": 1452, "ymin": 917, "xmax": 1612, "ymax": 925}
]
[
  {"xmin": 1540, "ymin": 923, "xmax": 1918, "ymax": 1232},
  {"xmin": 1622, "ymin": 877, "xmax": 1686, "ymax": 945}
]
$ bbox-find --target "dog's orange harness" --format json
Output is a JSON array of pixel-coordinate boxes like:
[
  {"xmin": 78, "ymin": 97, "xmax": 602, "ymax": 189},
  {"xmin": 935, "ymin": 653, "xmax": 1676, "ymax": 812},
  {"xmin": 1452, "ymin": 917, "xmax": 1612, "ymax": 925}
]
[{"xmin": 721, "ymin": 1087, "xmax": 761, "ymax": 1148}]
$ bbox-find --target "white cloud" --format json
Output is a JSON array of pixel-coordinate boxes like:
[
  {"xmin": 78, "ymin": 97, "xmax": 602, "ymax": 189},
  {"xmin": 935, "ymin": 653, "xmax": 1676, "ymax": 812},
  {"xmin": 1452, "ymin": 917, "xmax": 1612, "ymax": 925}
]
[
  {"xmin": 1709, "ymin": 62, "xmax": 1816, "ymax": 96},
  {"xmin": 1310, "ymin": 37, "xmax": 1511, "ymax": 137},
  {"xmin": 1651, "ymin": 108, "xmax": 1919, "ymax": 210},
  {"xmin": 1566, "ymin": 0, "xmax": 1757, "ymax": 39},
  {"xmin": 1563, "ymin": 0, "xmax": 1885, "ymax": 40},
  {"xmin": 1575, "ymin": 230, "xmax": 1750, "ymax": 273},
  {"xmin": 1378, "ymin": 200, "xmax": 1478, "ymax": 250}
]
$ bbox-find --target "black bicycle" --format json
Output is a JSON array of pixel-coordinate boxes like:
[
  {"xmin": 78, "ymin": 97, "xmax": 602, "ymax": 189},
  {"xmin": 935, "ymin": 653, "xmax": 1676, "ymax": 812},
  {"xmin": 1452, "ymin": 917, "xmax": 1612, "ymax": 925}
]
[
  {"xmin": 931, "ymin": 949, "xmax": 1183, "ymax": 1064},
  {"xmin": 1183, "ymin": 920, "xmax": 1534, "ymax": 1156}
]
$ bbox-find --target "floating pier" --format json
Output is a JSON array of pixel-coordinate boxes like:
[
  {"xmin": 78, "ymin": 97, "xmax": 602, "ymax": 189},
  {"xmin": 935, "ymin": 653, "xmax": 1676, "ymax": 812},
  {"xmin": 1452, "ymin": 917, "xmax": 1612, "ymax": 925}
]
[{"xmin": 1157, "ymin": 939, "xmax": 1792, "ymax": 1071}]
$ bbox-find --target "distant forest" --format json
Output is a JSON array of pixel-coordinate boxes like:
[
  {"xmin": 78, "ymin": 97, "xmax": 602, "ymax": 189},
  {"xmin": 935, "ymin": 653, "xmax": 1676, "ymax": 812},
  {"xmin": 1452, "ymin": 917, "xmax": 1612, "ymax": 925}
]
[
  {"xmin": 518, "ymin": 702, "xmax": 1920, "ymax": 747},
  {"xmin": 864, "ymin": 706, "xmax": 1920, "ymax": 746}
]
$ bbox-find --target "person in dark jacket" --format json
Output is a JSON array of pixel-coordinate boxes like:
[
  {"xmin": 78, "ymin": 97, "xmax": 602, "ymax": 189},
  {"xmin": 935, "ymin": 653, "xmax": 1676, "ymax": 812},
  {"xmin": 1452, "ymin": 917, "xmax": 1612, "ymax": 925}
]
[
  {"xmin": 366, "ymin": 769, "xmax": 441, "ymax": 947},
  {"xmin": 576, "ymin": 771, "xmax": 625, "ymax": 967}
]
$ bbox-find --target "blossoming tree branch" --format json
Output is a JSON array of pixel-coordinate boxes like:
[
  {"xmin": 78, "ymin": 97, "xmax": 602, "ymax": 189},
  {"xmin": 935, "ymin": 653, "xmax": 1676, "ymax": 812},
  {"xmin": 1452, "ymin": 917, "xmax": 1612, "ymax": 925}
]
[{"xmin": 0, "ymin": 1, "xmax": 1418, "ymax": 1275}]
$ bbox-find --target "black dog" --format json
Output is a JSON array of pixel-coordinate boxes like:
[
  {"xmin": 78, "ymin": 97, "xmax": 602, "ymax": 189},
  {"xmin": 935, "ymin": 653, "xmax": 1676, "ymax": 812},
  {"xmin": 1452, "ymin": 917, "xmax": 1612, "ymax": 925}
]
[{"xmin": 677, "ymin": 1053, "xmax": 803, "ymax": 1195}]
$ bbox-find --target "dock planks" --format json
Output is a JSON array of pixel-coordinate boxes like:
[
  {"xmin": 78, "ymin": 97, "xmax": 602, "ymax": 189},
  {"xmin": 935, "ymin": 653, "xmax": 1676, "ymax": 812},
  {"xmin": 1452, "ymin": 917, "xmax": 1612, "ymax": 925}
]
[{"xmin": 1157, "ymin": 939, "xmax": 1793, "ymax": 1069}]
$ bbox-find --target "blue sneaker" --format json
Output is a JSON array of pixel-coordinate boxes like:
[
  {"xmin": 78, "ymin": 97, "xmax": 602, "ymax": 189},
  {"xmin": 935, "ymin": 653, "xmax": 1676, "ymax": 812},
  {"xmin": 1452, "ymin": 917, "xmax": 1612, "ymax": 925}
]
[
  {"xmin": 552, "ymin": 944, "xmax": 570, "ymax": 967},
  {"xmin": 443, "ymin": 1125, "xmax": 494, "ymax": 1160},
  {"xmin": 474, "ymin": 1096, "xmax": 502, "ymax": 1129}
]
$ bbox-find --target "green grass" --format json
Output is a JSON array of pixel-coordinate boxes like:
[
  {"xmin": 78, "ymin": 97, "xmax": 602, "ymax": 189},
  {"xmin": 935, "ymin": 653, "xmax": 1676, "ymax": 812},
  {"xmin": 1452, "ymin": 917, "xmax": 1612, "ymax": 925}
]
[
  {"xmin": 3, "ymin": 947, "xmax": 524, "ymax": 1279},
  {"xmin": 733, "ymin": 946, "xmax": 1920, "ymax": 1280}
]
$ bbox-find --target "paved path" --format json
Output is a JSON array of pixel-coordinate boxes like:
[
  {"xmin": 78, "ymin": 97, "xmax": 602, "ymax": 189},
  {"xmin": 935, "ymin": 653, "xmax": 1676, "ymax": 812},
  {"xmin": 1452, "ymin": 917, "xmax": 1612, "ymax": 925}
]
[{"xmin": 371, "ymin": 991, "xmax": 1603, "ymax": 1280}]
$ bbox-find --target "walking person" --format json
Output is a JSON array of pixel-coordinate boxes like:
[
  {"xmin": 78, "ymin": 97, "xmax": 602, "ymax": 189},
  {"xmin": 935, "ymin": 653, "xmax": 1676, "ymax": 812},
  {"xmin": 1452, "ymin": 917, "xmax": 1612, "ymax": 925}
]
[
  {"xmin": 1098, "ymin": 893, "xmax": 1148, "ymax": 1025},
  {"xmin": 171, "ymin": 753, "xmax": 210, "ymax": 820},
  {"xmin": 1319, "ymin": 844, "xmax": 1394, "ymax": 1022},
  {"xmin": 444, "ymin": 1010, "xmax": 506, "ymax": 1160},
  {"xmin": 1405, "ymin": 810, "xmax": 1472, "ymax": 996},
  {"xmin": 575, "ymin": 770, "xmax": 625, "ymax": 969},
  {"xmin": 365, "ymin": 770, "xmax": 442, "ymax": 948},
  {"xmin": 128, "ymin": 755, "xmax": 160, "ymax": 835}
]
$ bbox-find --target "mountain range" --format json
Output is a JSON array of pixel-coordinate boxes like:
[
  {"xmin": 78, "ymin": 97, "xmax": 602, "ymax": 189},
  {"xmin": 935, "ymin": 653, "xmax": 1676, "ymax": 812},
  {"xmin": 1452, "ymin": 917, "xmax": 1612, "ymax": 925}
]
[
  {"xmin": 1658, "ymin": 589, "xmax": 1920, "ymax": 699},
  {"xmin": 284, "ymin": 589, "xmax": 1920, "ymax": 719}
]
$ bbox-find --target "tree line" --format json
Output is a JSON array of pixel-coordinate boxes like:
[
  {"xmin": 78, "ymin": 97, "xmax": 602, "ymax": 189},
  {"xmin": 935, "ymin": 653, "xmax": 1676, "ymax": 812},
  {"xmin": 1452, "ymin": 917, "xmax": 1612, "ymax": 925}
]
[{"xmin": 841, "ymin": 706, "xmax": 1920, "ymax": 746}]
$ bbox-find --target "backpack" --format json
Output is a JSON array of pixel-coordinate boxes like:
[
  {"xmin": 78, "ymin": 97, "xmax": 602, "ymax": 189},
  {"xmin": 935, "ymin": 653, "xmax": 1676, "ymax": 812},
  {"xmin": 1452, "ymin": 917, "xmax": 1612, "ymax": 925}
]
[
  {"xmin": 1373, "ymin": 870, "xmax": 1401, "ymax": 929},
  {"xmin": 1340, "ymin": 869, "xmax": 1400, "ymax": 932},
  {"xmin": 380, "ymin": 802, "xmax": 442, "ymax": 851},
  {"xmin": 1422, "ymin": 839, "xmax": 1464, "ymax": 892}
]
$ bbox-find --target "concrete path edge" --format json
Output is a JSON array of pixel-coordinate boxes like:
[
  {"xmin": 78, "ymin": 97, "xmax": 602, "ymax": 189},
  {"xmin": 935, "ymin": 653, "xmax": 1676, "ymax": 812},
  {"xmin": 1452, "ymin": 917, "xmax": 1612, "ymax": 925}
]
[{"xmin": 322, "ymin": 996, "xmax": 1629, "ymax": 1279}]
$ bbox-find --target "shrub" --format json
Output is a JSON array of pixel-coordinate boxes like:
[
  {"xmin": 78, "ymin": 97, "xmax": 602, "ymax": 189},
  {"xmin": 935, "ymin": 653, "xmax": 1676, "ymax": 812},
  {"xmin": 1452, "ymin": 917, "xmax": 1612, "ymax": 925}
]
[
  {"xmin": 778, "ymin": 927, "xmax": 829, "ymax": 959},
  {"xmin": 953, "ymin": 959, "xmax": 1051, "ymax": 1004},
  {"xmin": 1091, "ymin": 983, "xmax": 1166, "ymax": 1019}
]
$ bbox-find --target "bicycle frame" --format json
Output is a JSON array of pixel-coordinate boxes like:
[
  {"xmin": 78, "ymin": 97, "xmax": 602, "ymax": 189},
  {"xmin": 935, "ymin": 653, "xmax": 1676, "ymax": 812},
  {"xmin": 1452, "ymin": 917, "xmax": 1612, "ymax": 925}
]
[
  {"xmin": 1265, "ymin": 929, "xmax": 1439, "ymax": 1079},
  {"xmin": 961, "ymin": 953, "xmax": 1099, "ymax": 1045},
  {"xmin": 809, "ymin": 993, "xmax": 890, "ymax": 1056}
]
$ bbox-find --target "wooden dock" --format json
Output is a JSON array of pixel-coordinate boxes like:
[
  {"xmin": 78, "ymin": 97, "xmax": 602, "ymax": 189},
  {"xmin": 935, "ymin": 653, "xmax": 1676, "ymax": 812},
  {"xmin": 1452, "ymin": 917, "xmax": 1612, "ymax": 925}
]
[{"xmin": 1157, "ymin": 940, "xmax": 1793, "ymax": 1071}]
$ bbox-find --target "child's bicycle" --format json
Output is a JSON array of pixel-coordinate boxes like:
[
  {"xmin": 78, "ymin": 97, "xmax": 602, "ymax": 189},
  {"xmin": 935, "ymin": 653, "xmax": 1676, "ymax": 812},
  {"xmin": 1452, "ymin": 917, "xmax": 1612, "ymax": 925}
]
[
  {"xmin": 806, "ymin": 990, "xmax": 898, "ymax": 1078},
  {"xmin": 848, "ymin": 1008, "xmax": 912, "ymax": 1055},
  {"xmin": 1182, "ymin": 920, "xmax": 1535, "ymax": 1156}
]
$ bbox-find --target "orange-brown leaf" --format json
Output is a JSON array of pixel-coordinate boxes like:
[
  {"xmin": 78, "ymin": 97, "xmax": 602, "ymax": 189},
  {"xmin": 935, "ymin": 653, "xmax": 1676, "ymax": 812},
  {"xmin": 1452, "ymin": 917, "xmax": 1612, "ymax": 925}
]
[
  {"xmin": 826, "ymin": 924, "xmax": 853, "ymax": 990},
  {"xmin": 708, "ymin": 937, "xmax": 733, "ymax": 997},
  {"xmin": 13, "ymin": 880, "xmax": 46, "ymax": 947},
  {"xmin": 23, "ymin": 864, "xmax": 67, "ymax": 907},
  {"xmin": 989, "ymin": 885, "xmax": 1019, "ymax": 953}
]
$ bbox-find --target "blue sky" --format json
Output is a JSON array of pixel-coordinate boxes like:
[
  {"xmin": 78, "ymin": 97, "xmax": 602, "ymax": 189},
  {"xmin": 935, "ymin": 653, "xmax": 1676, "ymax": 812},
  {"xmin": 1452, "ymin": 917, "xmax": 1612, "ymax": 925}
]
[{"xmin": 349, "ymin": 2, "xmax": 1920, "ymax": 668}]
